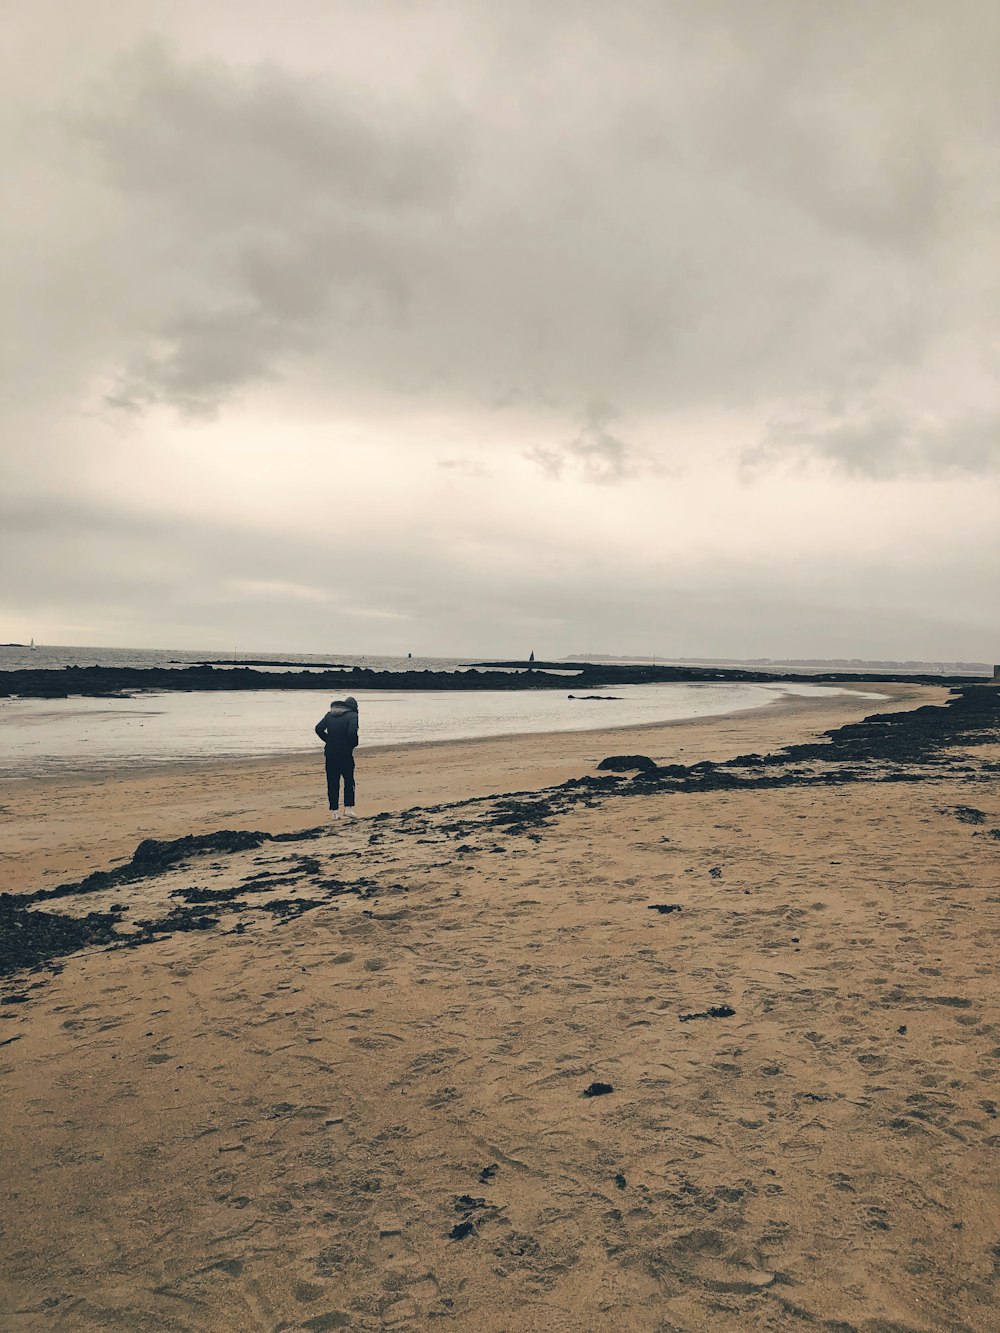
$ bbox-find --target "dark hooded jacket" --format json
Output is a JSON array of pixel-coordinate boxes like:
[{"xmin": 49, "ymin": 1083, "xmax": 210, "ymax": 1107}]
[{"xmin": 315, "ymin": 697, "xmax": 359, "ymax": 751}]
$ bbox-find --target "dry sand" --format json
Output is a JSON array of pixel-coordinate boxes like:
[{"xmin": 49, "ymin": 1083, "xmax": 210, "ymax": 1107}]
[{"xmin": 2, "ymin": 681, "xmax": 999, "ymax": 1331}]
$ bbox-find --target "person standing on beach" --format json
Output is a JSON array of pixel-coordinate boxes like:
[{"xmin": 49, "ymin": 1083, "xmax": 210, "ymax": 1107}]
[{"xmin": 315, "ymin": 697, "xmax": 359, "ymax": 821}]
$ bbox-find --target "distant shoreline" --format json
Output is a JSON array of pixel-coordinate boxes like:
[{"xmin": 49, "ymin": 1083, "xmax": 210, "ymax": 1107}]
[{"xmin": 178, "ymin": 658, "xmax": 351, "ymax": 668}]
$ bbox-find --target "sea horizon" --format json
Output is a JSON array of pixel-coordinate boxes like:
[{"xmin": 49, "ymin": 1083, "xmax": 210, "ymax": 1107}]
[{"xmin": 0, "ymin": 643, "xmax": 990, "ymax": 676}]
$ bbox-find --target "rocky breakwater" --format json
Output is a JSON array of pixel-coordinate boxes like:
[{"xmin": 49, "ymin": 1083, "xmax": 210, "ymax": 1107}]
[
  {"xmin": 1, "ymin": 661, "xmax": 988, "ymax": 700},
  {"xmin": 0, "ymin": 663, "xmax": 586, "ymax": 699}
]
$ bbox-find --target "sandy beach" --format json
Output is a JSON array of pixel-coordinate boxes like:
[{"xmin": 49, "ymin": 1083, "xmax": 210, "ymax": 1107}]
[
  {"xmin": 2, "ymin": 683, "xmax": 928, "ymax": 897},
  {"xmin": 2, "ymin": 680, "xmax": 999, "ymax": 1331},
  {"xmin": 6, "ymin": 1, "xmax": 998, "ymax": 1328}
]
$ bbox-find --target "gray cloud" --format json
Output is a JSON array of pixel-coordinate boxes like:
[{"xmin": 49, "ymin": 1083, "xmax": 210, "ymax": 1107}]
[
  {"xmin": 36, "ymin": 6, "xmax": 993, "ymax": 446},
  {"xmin": 2, "ymin": 2, "xmax": 998, "ymax": 656},
  {"xmin": 527, "ymin": 402, "xmax": 639, "ymax": 483},
  {"xmin": 747, "ymin": 406, "xmax": 1000, "ymax": 479},
  {"xmin": 437, "ymin": 457, "xmax": 494, "ymax": 478},
  {"xmin": 75, "ymin": 42, "xmax": 466, "ymax": 414},
  {"xmin": 5, "ymin": 485, "xmax": 994, "ymax": 660}
]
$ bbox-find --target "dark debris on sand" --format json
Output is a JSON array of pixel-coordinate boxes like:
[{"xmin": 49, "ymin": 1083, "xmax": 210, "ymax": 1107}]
[
  {"xmin": 3, "ymin": 831, "xmax": 378, "ymax": 978},
  {"xmin": 0, "ymin": 897, "xmax": 125, "ymax": 977},
  {"xmin": 448, "ymin": 1191, "xmax": 504, "ymax": 1241},
  {"xmin": 680, "ymin": 1005, "xmax": 736, "ymax": 1022},
  {"xmin": 601, "ymin": 685, "xmax": 1000, "ymax": 798},
  {"xmin": 951, "ymin": 805, "xmax": 987, "ymax": 824},
  {"xmin": 23, "ymin": 830, "xmax": 276, "ymax": 905}
]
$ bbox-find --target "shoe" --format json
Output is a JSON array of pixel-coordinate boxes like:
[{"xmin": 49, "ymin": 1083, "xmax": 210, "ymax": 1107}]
[
  {"xmin": 344, "ymin": 807, "xmax": 357, "ymax": 820},
  {"xmin": 330, "ymin": 809, "xmax": 342, "ymax": 820}
]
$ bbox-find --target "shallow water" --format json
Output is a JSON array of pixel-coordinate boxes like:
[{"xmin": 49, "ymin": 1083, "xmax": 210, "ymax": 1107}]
[{"xmin": 0, "ymin": 682, "xmax": 884, "ymax": 777}]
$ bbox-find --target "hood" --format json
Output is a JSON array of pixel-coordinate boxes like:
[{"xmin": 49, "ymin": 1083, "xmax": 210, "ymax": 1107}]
[{"xmin": 328, "ymin": 697, "xmax": 358, "ymax": 714}]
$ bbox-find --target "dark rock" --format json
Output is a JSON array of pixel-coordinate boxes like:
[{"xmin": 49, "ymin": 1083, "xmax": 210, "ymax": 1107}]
[
  {"xmin": 647, "ymin": 904, "xmax": 682, "ymax": 914},
  {"xmin": 582, "ymin": 1082, "xmax": 614, "ymax": 1098},
  {"xmin": 597, "ymin": 755, "xmax": 657, "ymax": 772}
]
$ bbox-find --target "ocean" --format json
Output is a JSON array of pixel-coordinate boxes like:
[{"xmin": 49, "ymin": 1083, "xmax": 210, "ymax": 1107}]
[
  {"xmin": 0, "ymin": 644, "xmax": 470, "ymax": 674},
  {"xmin": 0, "ymin": 677, "xmax": 885, "ymax": 777}
]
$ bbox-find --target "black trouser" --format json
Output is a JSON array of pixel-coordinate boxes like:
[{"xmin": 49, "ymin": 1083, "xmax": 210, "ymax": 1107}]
[{"xmin": 324, "ymin": 747, "xmax": 356, "ymax": 809}]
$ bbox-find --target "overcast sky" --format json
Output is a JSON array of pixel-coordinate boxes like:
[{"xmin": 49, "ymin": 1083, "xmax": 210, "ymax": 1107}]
[{"xmin": 2, "ymin": 0, "xmax": 997, "ymax": 659}]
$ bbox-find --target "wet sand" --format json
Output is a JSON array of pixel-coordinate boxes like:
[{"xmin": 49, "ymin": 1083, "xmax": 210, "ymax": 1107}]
[{"xmin": 2, "ymin": 680, "xmax": 1000, "ymax": 1331}]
